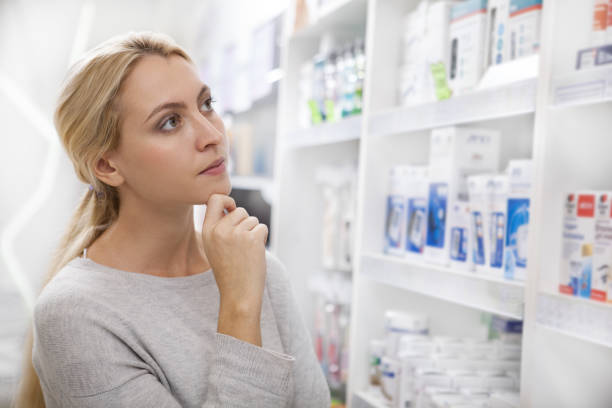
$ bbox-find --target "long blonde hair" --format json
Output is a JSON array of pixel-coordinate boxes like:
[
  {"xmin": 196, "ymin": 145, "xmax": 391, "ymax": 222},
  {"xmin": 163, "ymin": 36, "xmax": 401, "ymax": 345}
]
[{"xmin": 12, "ymin": 31, "xmax": 192, "ymax": 408}]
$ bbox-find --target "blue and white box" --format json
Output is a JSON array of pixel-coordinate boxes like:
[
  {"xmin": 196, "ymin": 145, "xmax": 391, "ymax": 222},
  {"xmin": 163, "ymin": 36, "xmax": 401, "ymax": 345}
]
[
  {"xmin": 504, "ymin": 160, "xmax": 532, "ymax": 281},
  {"xmin": 450, "ymin": 201, "xmax": 472, "ymax": 270},
  {"xmin": 485, "ymin": 0, "xmax": 511, "ymax": 67},
  {"xmin": 508, "ymin": 0, "xmax": 543, "ymax": 59},
  {"xmin": 468, "ymin": 174, "xmax": 493, "ymax": 273},
  {"xmin": 425, "ymin": 127, "xmax": 501, "ymax": 265},
  {"xmin": 385, "ymin": 166, "xmax": 409, "ymax": 256},
  {"xmin": 405, "ymin": 166, "xmax": 429, "ymax": 257},
  {"xmin": 449, "ymin": 0, "xmax": 489, "ymax": 93},
  {"xmin": 488, "ymin": 175, "xmax": 509, "ymax": 277}
]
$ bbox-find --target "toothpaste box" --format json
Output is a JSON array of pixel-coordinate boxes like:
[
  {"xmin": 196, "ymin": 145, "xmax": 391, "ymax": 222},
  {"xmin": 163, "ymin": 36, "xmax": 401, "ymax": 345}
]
[
  {"xmin": 449, "ymin": 0, "xmax": 489, "ymax": 93},
  {"xmin": 594, "ymin": 192, "xmax": 612, "ymax": 302},
  {"xmin": 504, "ymin": 160, "xmax": 533, "ymax": 281},
  {"xmin": 450, "ymin": 201, "xmax": 473, "ymax": 270},
  {"xmin": 425, "ymin": 127, "xmax": 501, "ymax": 265},
  {"xmin": 508, "ymin": 0, "xmax": 543, "ymax": 60},
  {"xmin": 488, "ymin": 175, "xmax": 509, "ymax": 277},
  {"xmin": 560, "ymin": 192, "xmax": 596, "ymax": 297},
  {"xmin": 468, "ymin": 175, "xmax": 492, "ymax": 273},
  {"xmin": 484, "ymin": 0, "xmax": 511, "ymax": 67},
  {"xmin": 405, "ymin": 166, "xmax": 429, "ymax": 257},
  {"xmin": 385, "ymin": 166, "xmax": 408, "ymax": 256}
]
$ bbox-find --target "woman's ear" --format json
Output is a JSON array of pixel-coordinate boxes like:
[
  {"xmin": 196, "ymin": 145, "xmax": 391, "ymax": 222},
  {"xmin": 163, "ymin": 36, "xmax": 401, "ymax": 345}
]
[{"xmin": 94, "ymin": 153, "xmax": 124, "ymax": 187}]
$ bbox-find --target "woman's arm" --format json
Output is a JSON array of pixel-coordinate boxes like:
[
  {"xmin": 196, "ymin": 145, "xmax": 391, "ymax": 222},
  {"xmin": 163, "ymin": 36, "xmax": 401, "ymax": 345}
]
[
  {"xmin": 32, "ymin": 289, "xmax": 297, "ymax": 407},
  {"xmin": 264, "ymin": 252, "xmax": 332, "ymax": 408}
]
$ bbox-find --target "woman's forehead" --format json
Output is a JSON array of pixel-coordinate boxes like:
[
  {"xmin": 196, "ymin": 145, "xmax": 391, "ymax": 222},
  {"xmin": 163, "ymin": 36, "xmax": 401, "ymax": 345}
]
[{"xmin": 119, "ymin": 54, "xmax": 202, "ymax": 119}]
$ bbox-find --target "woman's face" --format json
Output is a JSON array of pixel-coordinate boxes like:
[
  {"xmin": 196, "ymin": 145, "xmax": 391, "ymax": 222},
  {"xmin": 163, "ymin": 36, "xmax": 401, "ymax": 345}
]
[{"xmin": 104, "ymin": 54, "xmax": 230, "ymax": 207}]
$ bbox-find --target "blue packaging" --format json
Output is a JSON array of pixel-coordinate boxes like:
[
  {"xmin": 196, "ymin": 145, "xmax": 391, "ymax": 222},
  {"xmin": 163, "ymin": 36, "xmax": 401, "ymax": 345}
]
[
  {"xmin": 490, "ymin": 212, "xmax": 506, "ymax": 268},
  {"xmin": 406, "ymin": 198, "xmax": 428, "ymax": 254},
  {"xmin": 472, "ymin": 211, "xmax": 486, "ymax": 266},
  {"xmin": 385, "ymin": 196, "xmax": 405, "ymax": 253},
  {"xmin": 427, "ymin": 183, "xmax": 448, "ymax": 249},
  {"xmin": 504, "ymin": 160, "xmax": 532, "ymax": 280}
]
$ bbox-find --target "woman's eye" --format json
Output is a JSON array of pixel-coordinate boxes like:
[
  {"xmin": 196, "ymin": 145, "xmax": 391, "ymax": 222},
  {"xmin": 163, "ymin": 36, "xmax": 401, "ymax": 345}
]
[
  {"xmin": 200, "ymin": 97, "xmax": 216, "ymax": 112},
  {"xmin": 160, "ymin": 115, "xmax": 180, "ymax": 131}
]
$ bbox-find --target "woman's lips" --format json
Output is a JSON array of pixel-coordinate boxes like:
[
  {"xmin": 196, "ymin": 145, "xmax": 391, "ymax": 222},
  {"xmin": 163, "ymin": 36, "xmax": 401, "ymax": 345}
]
[{"xmin": 199, "ymin": 159, "xmax": 226, "ymax": 176}]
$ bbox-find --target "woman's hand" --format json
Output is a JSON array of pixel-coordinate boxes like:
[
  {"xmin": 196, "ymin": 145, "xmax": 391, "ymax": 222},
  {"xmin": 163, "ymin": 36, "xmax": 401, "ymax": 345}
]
[{"xmin": 201, "ymin": 193, "xmax": 269, "ymax": 346}]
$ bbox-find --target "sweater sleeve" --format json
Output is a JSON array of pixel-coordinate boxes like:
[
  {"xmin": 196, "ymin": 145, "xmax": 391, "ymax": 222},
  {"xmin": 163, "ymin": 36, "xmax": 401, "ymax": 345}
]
[
  {"xmin": 32, "ymin": 283, "xmax": 298, "ymax": 407},
  {"xmin": 264, "ymin": 251, "xmax": 332, "ymax": 408}
]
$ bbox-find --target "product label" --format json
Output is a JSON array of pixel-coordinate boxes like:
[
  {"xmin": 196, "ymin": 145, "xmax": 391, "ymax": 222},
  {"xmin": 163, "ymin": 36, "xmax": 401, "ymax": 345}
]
[
  {"xmin": 430, "ymin": 62, "xmax": 453, "ymax": 100},
  {"xmin": 427, "ymin": 183, "xmax": 448, "ymax": 249},
  {"xmin": 490, "ymin": 212, "xmax": 506, "ymax": 268},
  {"xmin": 385, "ymin": 196, "xmax": 405, "ymax": 251},
  {"xmin": 472, "ymin": 211, "xmax": 486, "ymax": 265},
  {"xmin": 406, "ymin": 198, "xmax": 427, "ymax": 254},
  {"xmin": 594, "ymin": 2, "xmax": 608, "ymax": 31},
  {"xmin": 450, "ymin": 226, "xmax": 468, "ymax": 261}
]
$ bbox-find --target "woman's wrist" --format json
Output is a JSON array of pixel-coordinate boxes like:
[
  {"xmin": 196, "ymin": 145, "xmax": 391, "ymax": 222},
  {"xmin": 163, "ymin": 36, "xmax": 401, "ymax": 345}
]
[{"xmin": 217, "ymin": 299, "xmax": 263, "ymax": 347}]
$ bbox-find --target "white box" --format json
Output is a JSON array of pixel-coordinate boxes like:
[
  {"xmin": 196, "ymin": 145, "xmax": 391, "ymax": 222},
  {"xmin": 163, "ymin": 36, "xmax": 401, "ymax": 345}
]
[
  {"xmin": 484, "ymin": 0, "xmax": 511, "ymax": 67},
  {"xmin": 425, "ymin": 127, "xmax": 501, "ymax": 265},
  {"xmin": 559, "ymin": 192, "xmax": 596, "ymax": 297},
  {"xmin": 488, "ymin": 175, "xmax": 509, "ymax": 277},
  {"xmin": 449, "ymin": 201, "xmax": 473, "ymax": 271},
  {"xmin": 594, "ymin": 192, "xmax": 612, "ymax": 302},
  {"xmin": 503, "ymin": 160, "xmax": 533, "ymax": 281},
  {"xmin": 508, "ymin": 0, "xmax": 543, "ymax": 60},
  {"xmin": 468, "ymin": 174, "xmax": 493, "ymax": 274},
  {"xmin": 385, "ymin": 166, "xmax": 409, "ymax": 256},
  {"xmin": 448, "ymin": 0, "xmax": 489, "ymax": 94},
  {"xmin": 405, "ymin": 166, "xmax": 429, "ymax": 258}
]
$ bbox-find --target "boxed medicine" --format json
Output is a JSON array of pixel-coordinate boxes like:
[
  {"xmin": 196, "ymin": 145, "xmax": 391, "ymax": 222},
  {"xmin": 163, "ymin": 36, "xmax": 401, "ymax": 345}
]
[
  {"xmin": 559, "ymin": 192, "xmax": 596, "ymax": 297},
  {"xmin": 385, "ymin": 166, "xmax": 408, "ymax": 256},
  {"xmin": 405, "ymin": 166, "xmax": 429, "ymax": 257},
  {"xmin": 488, "ymin": 175, "xmax": 509, "ymax": 277},
  {"xmin": 425, "ymin": 127, "xmax": 501, "ymax": 265},
  {"xmin": 508, "ymin": 0, "xmax": 543, "ymax": 60},
  {"xmin": 468, "ymin": 175, "xmax": 492, "ymax": 273},
  {"xmin": 504, "ymin": 160, "xmax": 532, "ymax": 281},
  {"xmin": 448, "ymin": 0, "xmax": 489, "ymax": 94},
  {"xmin": 594, "ymin": 192, "xmax": 612, "ymax": 302},
  {"xmin": 485, "ymin": 0, "xmax": 511, "ymax": 66},
  {"xmin": 449, "ymin": 201, "xmax": 472, "ymax": 270}
]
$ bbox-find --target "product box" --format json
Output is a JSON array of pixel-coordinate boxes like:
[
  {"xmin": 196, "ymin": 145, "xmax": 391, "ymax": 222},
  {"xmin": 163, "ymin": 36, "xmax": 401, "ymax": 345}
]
[
  {"xmin": 508, "ymin": 0, "xmax": 543, "ymax": 60},
  {"xmin": 425, "ymin": 127, "xmax": 501, "ymax": 265},
  {"xmin": 504, "ymin": 160, "xmax": 532, "ymax": 281},
  {"xmin": 484, "ymin": 0, "xmax": 511, "ymax": 67},
  {"xmin": 468, "ymin": 175, "xmax": 491, "ymax": 273},
  {"xmin": 405, "ymin": 166, "xmax": 429, "ymax": 257},
  {"xmin": 559, "ymin": 192, "xmax": 596, "ymax": 297},
  {"xmin": 449, "ymin": 201, "xmax": 472, "ymax": 270},
  {"xmin": 488, "ymin": 175, "xmax": 509, "ymax": 277},
  {"xmin": 449, "ymin": 0, "xmax": 489, "ymax": 94},
  {"xmin": 594, "ymin": 192, "xmax": 612, "ymax": 302},
  {"xmin": 385, "ymin": 166, "xmax": 408, "ymax": 256}
]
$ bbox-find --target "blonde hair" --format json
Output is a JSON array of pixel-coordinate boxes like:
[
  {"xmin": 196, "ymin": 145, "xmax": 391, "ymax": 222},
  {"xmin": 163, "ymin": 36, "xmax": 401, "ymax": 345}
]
[{"xmin": 12, "ymin": 31, "xmax": 192, "ymax": 408}]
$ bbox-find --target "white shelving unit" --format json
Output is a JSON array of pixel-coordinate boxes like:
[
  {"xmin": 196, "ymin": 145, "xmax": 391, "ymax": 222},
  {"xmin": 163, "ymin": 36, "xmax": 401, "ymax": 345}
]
[{"xmin": 270, "ymin": 1, "xmax": 612, "ymax": 407}]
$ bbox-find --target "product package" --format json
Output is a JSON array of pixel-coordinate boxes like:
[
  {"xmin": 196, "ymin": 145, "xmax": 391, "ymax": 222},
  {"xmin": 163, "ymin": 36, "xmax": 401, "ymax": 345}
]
[
  {"xmin": 508, "ymin": 0, "xmax": 543, "ymax": 59},
  {"xmin": 449, "ymin": 201, "xmax": 472, "ymax": 271},
  {"xmin": 448, "ymin": 0, "xmax": 489, "ymax": 94},
  {"xmin": 405, "ymin": 166, "xmax": 430, "ymax": 258},
  {"xmin": 576, "ymin": 44, "xmax": 612, "ymax": 70},
  {"xmin": 485, "ymin": 0, "xmax": 510, "ymax": 66},
  {"xmin": 468, "ymin": 175, "xmax": 493, "ymax": 274},
  {"xmin": 594, "ymin": 192, "xmax": 612, "ymax": 302},
  {"xmin": 385, "ymin": 166, "xmax": 408, "ymax": 256},
  {"xmin": 425, "ymin": 127, "xmax": 501, "ymax": 265},
  {"xmin": 560, "ymin": 192, "xmax": 596, "ymax": 297},
  {"xmin": 488, "ymin": 175, "xmax": 509, "ymax": 277},
  {"xmin": 504, "ymin": 160, "xmax": 532, "ymax": 281}
]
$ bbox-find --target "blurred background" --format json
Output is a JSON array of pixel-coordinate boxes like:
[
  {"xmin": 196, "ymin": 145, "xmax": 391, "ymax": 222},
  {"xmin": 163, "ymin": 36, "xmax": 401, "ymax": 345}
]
[{"xmin": 3, "ymin": 1, "xmax": 612, "ymax": 407}]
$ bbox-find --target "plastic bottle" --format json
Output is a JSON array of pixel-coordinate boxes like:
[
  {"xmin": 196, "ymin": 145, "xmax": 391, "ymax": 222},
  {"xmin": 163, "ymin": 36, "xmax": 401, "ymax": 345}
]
[
  {"xmin": 341, "ymin": 43, "xmax": 356, "ymax": 118},
  {"xmin": 353, "ymin": 38, "xmax": 366, "ymax": 115},
  {"xmin": 312, "ymin": 53, "xmax": 327, "ymax": 123}
]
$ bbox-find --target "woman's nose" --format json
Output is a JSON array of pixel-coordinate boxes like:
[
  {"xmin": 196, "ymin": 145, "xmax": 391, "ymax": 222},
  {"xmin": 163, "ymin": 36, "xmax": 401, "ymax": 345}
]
[{"xmin": 194, "ymin": 113, "xmax": 224, "ymax": 151}]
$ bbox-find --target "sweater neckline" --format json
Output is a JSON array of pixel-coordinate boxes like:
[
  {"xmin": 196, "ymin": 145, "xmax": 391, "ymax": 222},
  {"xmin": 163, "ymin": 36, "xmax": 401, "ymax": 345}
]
[{"xmin": 68, "ymin": 256, "xmax": 216, "ymax": 289}]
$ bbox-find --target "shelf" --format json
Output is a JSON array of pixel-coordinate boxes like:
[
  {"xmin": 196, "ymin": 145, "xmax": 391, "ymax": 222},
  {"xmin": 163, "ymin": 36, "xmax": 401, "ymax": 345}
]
[
  {"xmin": 360, "ymin": 253, "xmax": 525, "ymax": 320},
  {"xmin": 552, "ymin": 66, "xmax": 612, "ymax": 108},
  {"xmin": 368, "ymin": 79, "xmax": 537, "ymax": 137},
  {"xmin": 284, "ymin": 115, "xmax": 362, "ymax": 148},
  {"xmin": 291, "ymin": 0, "xmax": 368, "ymax": 40},
  {"xmin": 352, "ymin": 389, "xmax": 389, "ymax": 408},
  {"xmin": 536, "ymin": 292, "xmax": 612, "ymax": 348}
]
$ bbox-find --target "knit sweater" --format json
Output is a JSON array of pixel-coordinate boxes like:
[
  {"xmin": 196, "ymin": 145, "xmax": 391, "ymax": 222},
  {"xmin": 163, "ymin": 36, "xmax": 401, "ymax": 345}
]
[{"xmin": 32, "ymin": 250, "xmax": 330, "ymax": 407}]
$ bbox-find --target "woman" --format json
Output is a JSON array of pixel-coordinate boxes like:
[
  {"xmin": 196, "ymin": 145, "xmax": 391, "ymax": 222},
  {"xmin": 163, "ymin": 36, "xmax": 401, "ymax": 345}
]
[{"xmin": 13, "ymin": 32, "xmax": 330, "ymax": 408}]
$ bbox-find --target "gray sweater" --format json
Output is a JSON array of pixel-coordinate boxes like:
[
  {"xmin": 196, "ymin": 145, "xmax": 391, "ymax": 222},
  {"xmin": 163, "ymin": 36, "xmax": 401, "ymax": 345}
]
[{"xmin": 32, "ymin": 250, "xmax": 330, "ymax": 407}]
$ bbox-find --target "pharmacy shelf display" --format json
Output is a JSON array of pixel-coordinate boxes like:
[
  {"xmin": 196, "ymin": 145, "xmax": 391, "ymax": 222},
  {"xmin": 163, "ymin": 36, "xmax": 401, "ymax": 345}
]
[{"xmin": 270, "ymin": 0, "xmax": 612, "ymax": 407}]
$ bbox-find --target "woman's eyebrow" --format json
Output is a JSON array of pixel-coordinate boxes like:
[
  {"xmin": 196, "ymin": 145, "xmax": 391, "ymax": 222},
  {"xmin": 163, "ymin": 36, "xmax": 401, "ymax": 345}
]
[{"xmin": 144, "ymin": 85, "xmax": 211, "ymax": 124}]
